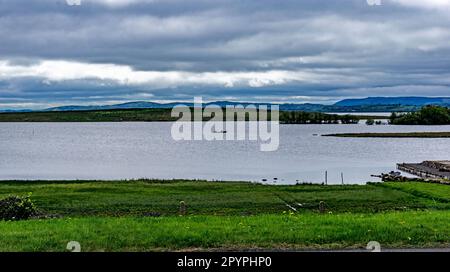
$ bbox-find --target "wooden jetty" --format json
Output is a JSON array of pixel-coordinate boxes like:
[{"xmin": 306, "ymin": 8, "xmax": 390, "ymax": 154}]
[{"xmin": 397, "ymin": 161, "xmax": 450, "ymax": 184}]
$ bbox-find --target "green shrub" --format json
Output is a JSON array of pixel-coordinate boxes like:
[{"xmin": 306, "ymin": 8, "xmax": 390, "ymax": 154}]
[
  {"xmin": 0, "ymin": 194, "xmax": 37, "ymax": 221},
  {"xmin": 365, "ymin": 119, "xmax": 375, "ymax": 125}
]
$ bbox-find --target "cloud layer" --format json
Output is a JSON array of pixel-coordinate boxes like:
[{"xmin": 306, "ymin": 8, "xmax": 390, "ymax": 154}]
[{"xmin": 1, "ymin": 0, "xmax": 450, "ymax": 109}]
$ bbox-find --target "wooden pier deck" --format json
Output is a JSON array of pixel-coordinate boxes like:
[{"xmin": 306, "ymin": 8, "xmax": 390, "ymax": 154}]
[{"xmin": 397, "ymin": 161, "xmax": 450, "ymax": 180}]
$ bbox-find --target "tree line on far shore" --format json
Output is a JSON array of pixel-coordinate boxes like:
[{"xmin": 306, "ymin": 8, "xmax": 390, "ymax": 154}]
[
  {"xmin": 2, "ymin": 105, "xmax": 449, "ymax": 125},
  {"xmin": 279, "ymin": 111, "xmax": 359, "ymax": 124},
  {"xmin": 389, "ymin": 105, "xmax": 450, "ymax": 125}
]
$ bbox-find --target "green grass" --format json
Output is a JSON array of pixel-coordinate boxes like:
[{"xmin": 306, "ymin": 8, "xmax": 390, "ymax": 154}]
[
  {"xmin": 0, "ymin": 180, "xmax": 448, "ymax": 217},
  {"xmin": 380, "ymin": 182, "xmax": 450, "ymax": 203},
  {"xmin": 0, "ymin": 211, "xmax": 448, "ymax": 251},
  {"xmin": 1, "ymin": 180, "xmax": 449, "ymax": 251},
  {"xmin": 322, "ymin": 132, "xmax": 450, "ymax": 138}
]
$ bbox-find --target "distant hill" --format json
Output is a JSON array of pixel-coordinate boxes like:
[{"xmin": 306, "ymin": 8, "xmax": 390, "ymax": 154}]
[
  {"xmin": 43, "ymin": 100, "xmax": 422, "ymax": 113},
  {"xmin": 3, "ymin": 97, "xmax": 449, "ymax": 113},
  {"xmin": 334, "ymin": 97, "xmax": 450, "ymax": 107},
  {"xmin": 45, "ymin": 102, "xmax": 177, "ymax": 111}
]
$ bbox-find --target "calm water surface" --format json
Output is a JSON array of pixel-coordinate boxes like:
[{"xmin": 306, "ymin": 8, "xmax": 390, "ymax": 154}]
[{"xmin": 1, "ymin": 122, "xmax": 449, "ymax": 184}]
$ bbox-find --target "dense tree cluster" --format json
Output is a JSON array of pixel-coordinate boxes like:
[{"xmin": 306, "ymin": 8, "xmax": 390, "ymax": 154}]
[
  {"xmin": 390, "ymin": 106, "xmax": 450, "ymax": 125},
  {"xmin": 279, "ymin": 111, "xmax": 359, "ymax": 124}
]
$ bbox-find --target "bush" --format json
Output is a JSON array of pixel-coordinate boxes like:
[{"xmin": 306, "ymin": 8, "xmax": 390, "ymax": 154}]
[
  {"xmin": 365, "ymin": 119, "xmax": 375, "ymax": 125},
  {"xmin": 340, "ymin": 115, "xmax": 359, "ymax": 124},
  {"xmin": 0, "ymin": 194, "xmax": 37, "ymax": 221}
]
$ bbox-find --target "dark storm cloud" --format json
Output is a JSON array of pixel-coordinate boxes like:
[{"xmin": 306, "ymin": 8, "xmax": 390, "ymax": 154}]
[{"xmin": 1, "ymin": 0, "xmax": 450, "ymax": 109}]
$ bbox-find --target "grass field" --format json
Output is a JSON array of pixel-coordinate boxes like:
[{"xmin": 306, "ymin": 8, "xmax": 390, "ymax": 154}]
[
  {"xmin": 0, "ymin": 212, "xmax": 449, "ymax": 252},
  {"xmin": 1, "ymin": 180, "xmax": 449, "ymax": 216},
  {"xmin": 0, "ymin": 180, "xmax": 449, "ymax": 251}
]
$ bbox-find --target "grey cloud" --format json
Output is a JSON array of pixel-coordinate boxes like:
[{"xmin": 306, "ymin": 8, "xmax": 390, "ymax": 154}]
[{"xmin": 0, "ymin": 0, "xmax": 450, "ymax": 108}]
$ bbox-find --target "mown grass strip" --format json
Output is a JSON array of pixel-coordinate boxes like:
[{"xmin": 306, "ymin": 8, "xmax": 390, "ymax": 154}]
[
  {"xmin": 0, "ymin": 211, "xmax": 448, "ymax": 252},
  {"xmin": 378, "ymin": 182, "xmax": 450, "ymax": 203}
]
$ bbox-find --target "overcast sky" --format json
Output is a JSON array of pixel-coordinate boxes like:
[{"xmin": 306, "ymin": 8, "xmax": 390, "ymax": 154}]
[{"xmin": 1, "ymin": 0, "xmax": 450, "ymax": 109}]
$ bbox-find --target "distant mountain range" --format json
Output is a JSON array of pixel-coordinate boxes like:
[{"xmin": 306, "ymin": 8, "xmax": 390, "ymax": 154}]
[
  {"xmin": 335, "ymin": 97, "xmax": 450, "ymax": 107},
  {"xmin": 2, "ymin": 97, "xmax": 450, "ymax": 113},
  {"xmin": 42, "ymin": 101, "xmax": 412, "ymax": 113}
]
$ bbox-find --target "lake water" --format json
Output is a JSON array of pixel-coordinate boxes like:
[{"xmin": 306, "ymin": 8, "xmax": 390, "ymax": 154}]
[{"xmin": 1, "ymin": 122, "xmax": 449, "ymax": 184}]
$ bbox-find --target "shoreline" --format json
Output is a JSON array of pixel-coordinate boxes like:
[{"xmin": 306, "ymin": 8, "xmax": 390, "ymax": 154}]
[
  {"xmin": 323, "ymin": 132, "xmax": 450, "ymax": 138},
  {"xmin": 0, "ymin": 178, "xmax": 378, "ymax": 186}
]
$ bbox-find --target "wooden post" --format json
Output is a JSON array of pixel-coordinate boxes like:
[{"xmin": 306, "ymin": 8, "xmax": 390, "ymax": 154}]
[
  {"xmin": 179, "ymin": 201, "xmax": 186, "ymax": 216},
  {"xmin": 319, "ymin": 201, "xmax": 326, "ymax": 213}
]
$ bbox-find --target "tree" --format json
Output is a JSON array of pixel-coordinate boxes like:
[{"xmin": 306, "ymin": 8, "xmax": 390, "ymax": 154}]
[
  {"xmin": 389, "ymin": 112, "xmax": 398, "ymax": 124},
  {"xmin": 340, "ymin": 115, "xmax": 359, "ymax": 124},
  {"xmin": 366, "ymin": 119, "xmax": 375, "ymax": 125},
  {"xmin": 390, "ymin": 106, "xmax": 450, "ymax": 125}
]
